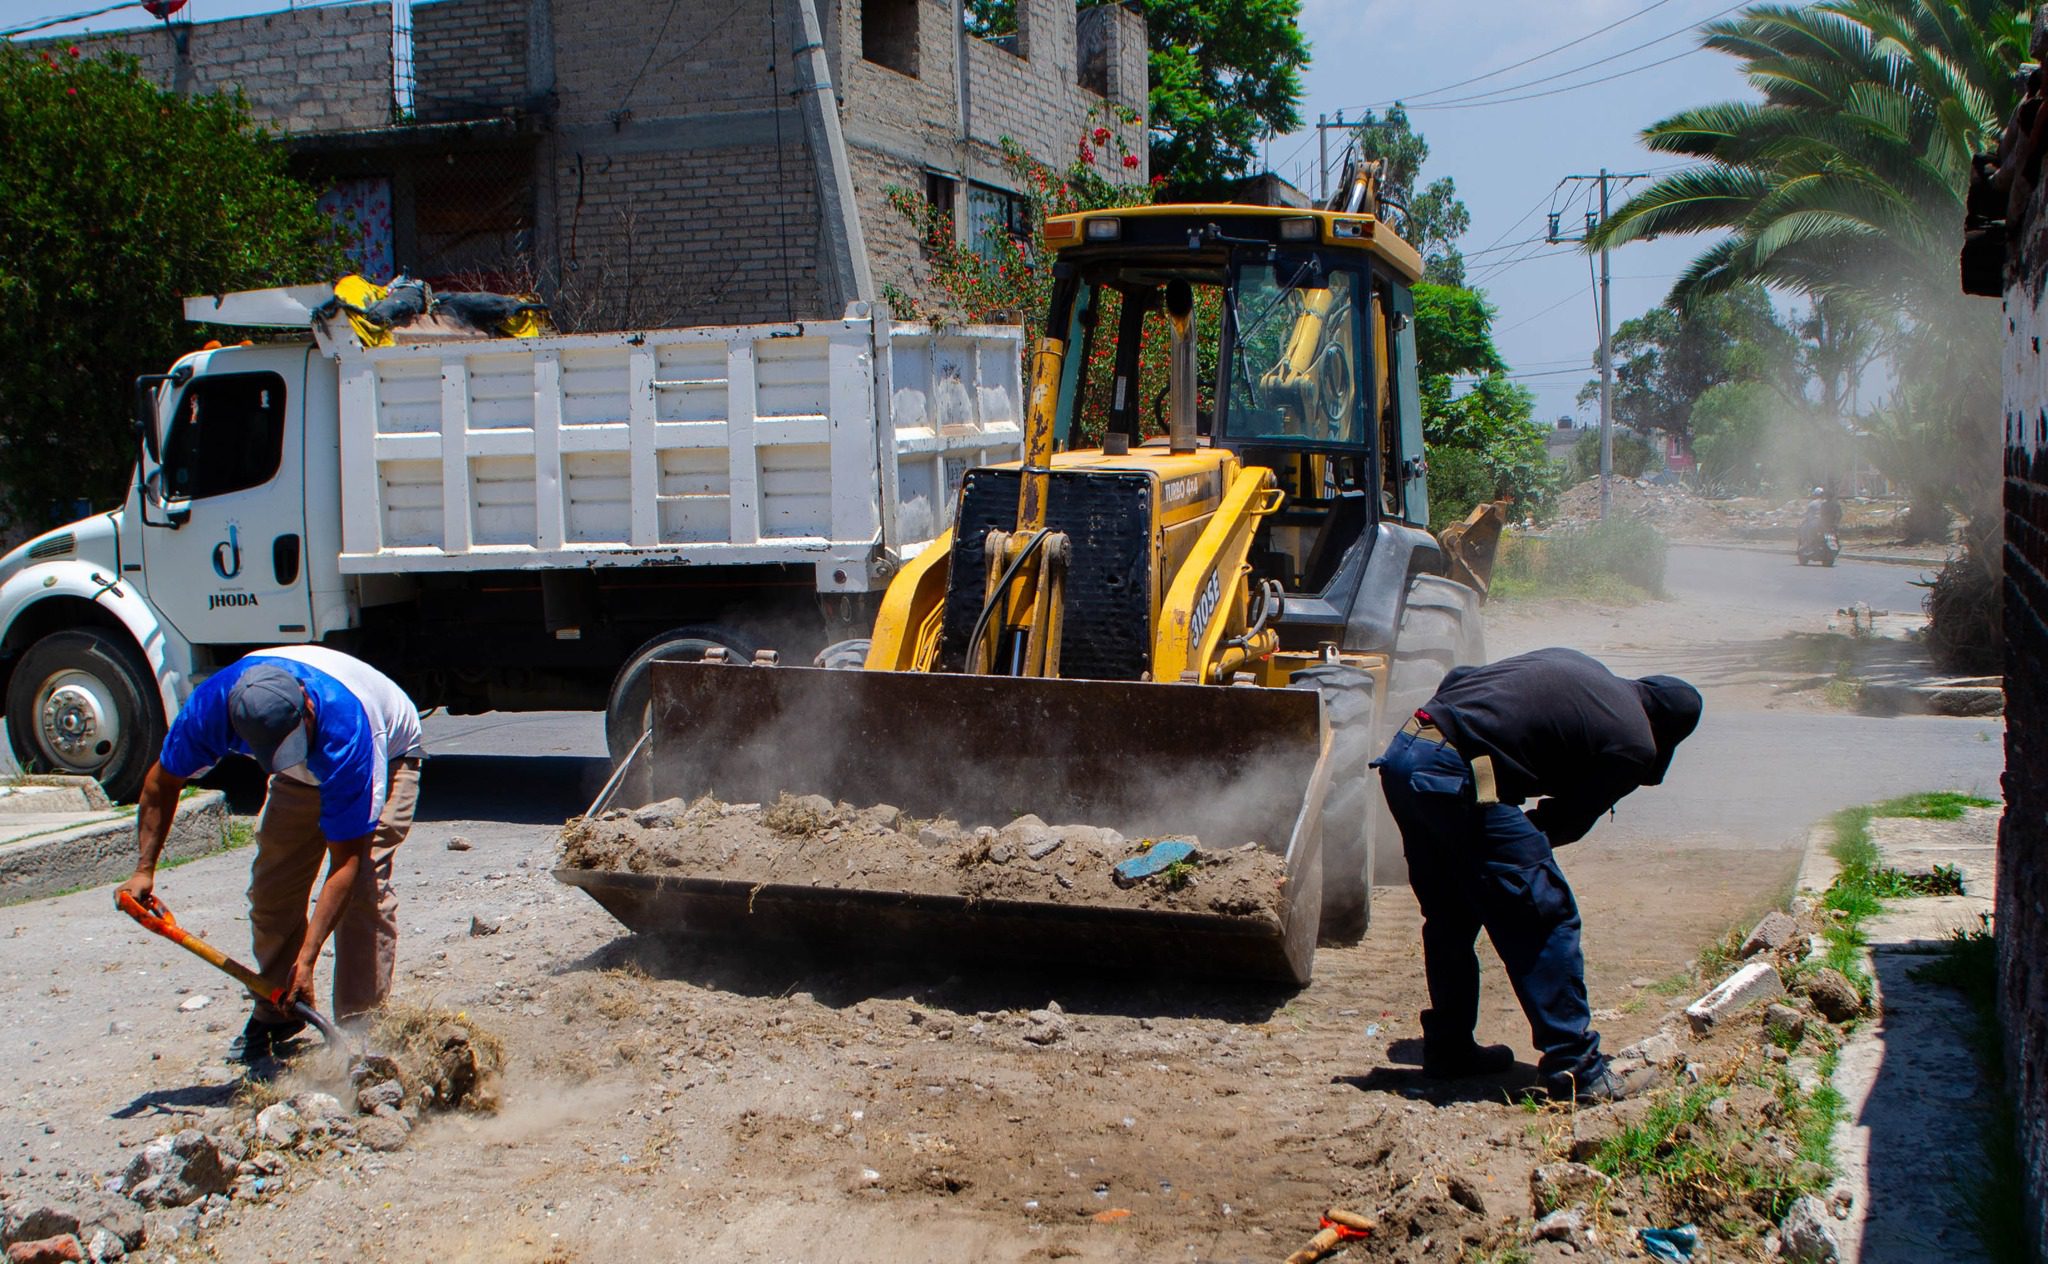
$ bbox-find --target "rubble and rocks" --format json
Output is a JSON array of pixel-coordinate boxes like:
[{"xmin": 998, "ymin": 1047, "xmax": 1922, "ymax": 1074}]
[
  {"xmin": 1531, "ymin": 1205, "xmax": 1597, "ymax": 1249},
  {"xmin": 1742, "ymin": 911, "xmax": 1800, "ymax": 958},
  {"xmin": 121, "ymin": 1131, "xmax": 233, "ymax": 1210},
  {"xmin": 560, "ymin": 794, "xmax": 1288, "ymax": 923},
  {"xmin": 1795, "ymin": 968, "xmax": 1866, "ymax": 1023},
  {"xmin": 4, "ymin": 1235, "xmax": 82, "ymax": 1264},
  {"xmin": 1530, "ymin": 1161, "xmax": 1613, "ymax": 1215},
  {"xmin": 1778, "ymin": 1194, "xmax": 1841, "ymax": 1262},
  {"xmin": 355, "ymin": 1114, "xmax": 410, "ymax": 1152},
  {"xmin": 1686, "ymin": 961, "xmax": 1785, "ymax": 1033},
  {"xmin": 2, "ymin": 1194, "xmax": 142, "ymax": 1259},
  {"xmin": 1764, "ymin": 1003, "xmax": 1808, "ymax": 1046},
  {"xmin": 444, "ymin": 834, "xmax": 473, "ymax": 851},
  {"xmin": 1549, "ymin": 477, "xmax": 1731, "ymax": 537}
]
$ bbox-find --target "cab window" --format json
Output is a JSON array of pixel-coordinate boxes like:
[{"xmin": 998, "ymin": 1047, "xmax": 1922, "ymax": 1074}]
[
  {"xmin": 162, "ymin": 372, "xmax": 287, "ymax": 500},
  {"xmin": 1221, "ymin": 259, "xmax": 1366, "ymax": 449}
]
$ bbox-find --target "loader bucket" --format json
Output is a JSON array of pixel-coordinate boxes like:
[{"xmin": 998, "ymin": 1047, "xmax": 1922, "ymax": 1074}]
[{"xmin": 555, "ymin": 662, "xmax": 1332, "ymax": 984}]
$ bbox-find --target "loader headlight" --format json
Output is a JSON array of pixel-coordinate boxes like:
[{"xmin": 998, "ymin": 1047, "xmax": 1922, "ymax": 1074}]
[
  {"xmin": 1330, "ymin": 218, "xmax": 1370, "ymax": 239},
  {"xmin": 1084, "ymin": 217, "xmax": 1122, "ymax": 242},
  {"xmin": 1278, "ymin": 218, "xmax": 1316, "ymax": 242}
]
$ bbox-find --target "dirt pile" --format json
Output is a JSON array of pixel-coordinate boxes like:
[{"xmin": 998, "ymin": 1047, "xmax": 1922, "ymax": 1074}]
[
  {"xmin": 1549, "ymin": 477, "xmax": 1730, "ymax": 537},
  {"xmin": 559, "ymin": 793, "xmax": 1288, "ymax": 922}
]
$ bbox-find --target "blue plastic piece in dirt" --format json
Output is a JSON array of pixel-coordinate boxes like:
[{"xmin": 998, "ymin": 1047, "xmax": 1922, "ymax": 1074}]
[
  {"xmin": 1112, "ymin": 840, "xmax": 1198, "ymax": 887},
  {"xmin": 1638, "ymin": 1225, "xmax": 1699, "ymax": 1261}
]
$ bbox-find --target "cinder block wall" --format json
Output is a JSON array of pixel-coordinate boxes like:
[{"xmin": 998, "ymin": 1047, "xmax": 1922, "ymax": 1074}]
[
  {"xmin": 837, "ymin": 0, "xmax": 1147, "ymax": 313},
  {"xmin": 1999, "ymin": 230, "xmax": 2048, "ymax": 1259},
  {"xmin": 543, "ymin": 0, "xmax": 823, "ymax": 327},
  {"xmin": 411, "ymin": 0, "xmax": 527, "ymax": 121},
  {"xmin": 29, "ymin": 3, "xmax": 396, "ymax": 133}
]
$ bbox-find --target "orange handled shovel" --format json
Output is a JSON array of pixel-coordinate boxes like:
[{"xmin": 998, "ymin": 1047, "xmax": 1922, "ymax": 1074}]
[{"xmin": 116, "ymin": 889, "xmax": 347, "ymax": 1051}]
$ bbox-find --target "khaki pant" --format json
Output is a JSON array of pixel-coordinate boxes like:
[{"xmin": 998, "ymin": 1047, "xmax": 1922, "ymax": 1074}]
[{"xmin": 247, "ymin": 759, "xmax": 419, "ymax": 1022}]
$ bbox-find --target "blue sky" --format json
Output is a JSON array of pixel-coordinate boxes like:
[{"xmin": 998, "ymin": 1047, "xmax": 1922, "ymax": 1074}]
[
  {"xmin": 1274, "ymin": 0, "xmax": 1760, "ymax": 422},
  {"xmin": 4, "ymin": 0, "xmax": 1764, "ymax": 421}
]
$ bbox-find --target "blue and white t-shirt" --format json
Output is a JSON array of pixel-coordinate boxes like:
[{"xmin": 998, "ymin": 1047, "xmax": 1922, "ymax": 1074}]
[{"xmin": 160, "ymin": 646, "xmax": 424, "ymax": 842}]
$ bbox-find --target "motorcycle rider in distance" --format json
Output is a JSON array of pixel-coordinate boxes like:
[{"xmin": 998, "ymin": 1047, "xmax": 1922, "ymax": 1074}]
[{"xmin": 1797, "ymin": 486, "xmax": 1842, "ymax": 566}]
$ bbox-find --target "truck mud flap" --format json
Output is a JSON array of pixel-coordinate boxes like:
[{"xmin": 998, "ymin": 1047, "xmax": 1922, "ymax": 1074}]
[{"xmin": 557, "ymin": 663, "xmax": 1333, "ymax": 985}]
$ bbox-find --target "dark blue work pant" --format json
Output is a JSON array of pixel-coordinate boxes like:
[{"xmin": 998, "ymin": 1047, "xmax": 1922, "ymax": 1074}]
[{"xmin": 1374, "ymin": 728, "xmax": 1601, "ymax": 1083}]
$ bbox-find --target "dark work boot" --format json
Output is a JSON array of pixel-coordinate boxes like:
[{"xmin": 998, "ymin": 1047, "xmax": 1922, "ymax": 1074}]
[
  {"xmin": 1545, "ymin": 1060, "xmax": 1661, "ymax": 1103},
  {"xmin": 1422, "ymin": 1042, "xmax": 1518, "ymax": 1079},
  {"xmin": 227, "ymin": 1015, "xmax": 306, "ymax": 1065}
]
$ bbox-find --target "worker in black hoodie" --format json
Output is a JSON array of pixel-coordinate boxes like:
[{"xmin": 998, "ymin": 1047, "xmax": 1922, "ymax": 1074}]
[{"xmin": 1373, "ymin": 647, "xmax": 1704, "ymax": 1102}]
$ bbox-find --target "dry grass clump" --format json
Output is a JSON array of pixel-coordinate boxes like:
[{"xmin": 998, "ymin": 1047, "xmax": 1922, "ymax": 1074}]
[{"xmin": 368, "ymin": 1002, "xmax": 507, "ymax": 1113}]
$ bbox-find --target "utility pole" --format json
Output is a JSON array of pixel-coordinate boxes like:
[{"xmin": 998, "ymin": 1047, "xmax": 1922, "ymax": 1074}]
[
  {"xmin": 1548, "ymin": 169, "xmax": 1645, "ymax": 522},
  {"xmin": 1312, "ymin": 110, "xmax": 1347, "ymax": 204}
]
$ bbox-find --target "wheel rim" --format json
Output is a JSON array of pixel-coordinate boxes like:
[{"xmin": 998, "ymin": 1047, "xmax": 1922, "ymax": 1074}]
[
  {"xmin": 625, "ymin": 638, "xmax": 728, "ymax": 750},
  {"xmin": 34, "ymin": 668, "xmax": 122, "ymax": 774}
]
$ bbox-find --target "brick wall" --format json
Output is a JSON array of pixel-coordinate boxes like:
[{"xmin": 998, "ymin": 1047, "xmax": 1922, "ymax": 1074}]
[
  {"xmin": 411, "ymin": 0, "xmax": 528, "ymax": 122},
  {"xmin": 834, "ymin": 0, "xmax": 1147, "ymax": 311},
  {"xmin": 1999, "ymin": 196, "xmax": 2048, "ymax": 1260},
  {"xmin": 30, "ymin": 3, "xmax": 396, "ymax": 133}
]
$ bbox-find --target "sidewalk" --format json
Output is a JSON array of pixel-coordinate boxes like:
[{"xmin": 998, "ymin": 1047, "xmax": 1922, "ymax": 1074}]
[
  {"xmin": 0, "ymin": 777, "xmax": 227, "ymax": 906},
  {"xmin": 1797, "ymin": 806, "xmax": 2003, "ymax": 1263}
]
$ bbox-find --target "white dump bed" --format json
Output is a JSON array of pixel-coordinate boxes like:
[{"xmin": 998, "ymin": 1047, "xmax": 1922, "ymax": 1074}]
[{"xmin": 315, "ymin": 309, "xmax": 1022, "ymax": 592}]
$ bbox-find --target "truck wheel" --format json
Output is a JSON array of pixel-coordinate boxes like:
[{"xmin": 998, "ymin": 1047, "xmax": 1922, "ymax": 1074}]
[
  {"xmin": 604, "ymin": 626, "xmax": 763, "ymax": 801},
  {"xmin": 813, "ymin": 639, "xmax": 871, "ymax": 670},
  {"xmin": 6, "ymin": 628, "xmax": 165, "ymax": 804},
  {"xmin": 1374, "ymin": 575, "xmax": 1487, "ymax": 887},
  {"xmin": 1290, "ymin": 662, "xmax": 1379, "ymax": 946}
]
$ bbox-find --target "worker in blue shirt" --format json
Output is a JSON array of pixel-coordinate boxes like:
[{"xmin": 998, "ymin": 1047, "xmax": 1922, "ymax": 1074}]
[{"xmin": 119, "ymin": 646, "xmax": 423, "ymax": 1064}]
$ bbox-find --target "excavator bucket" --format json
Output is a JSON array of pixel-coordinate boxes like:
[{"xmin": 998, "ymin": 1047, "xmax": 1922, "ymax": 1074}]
[
  {"xmin": 1438, "ymin": 499, "xmax": 1510, "ymax": 598},
  {"xmin": 555, "ymin": 662, "xmax": 1332, "ymax": 984}
]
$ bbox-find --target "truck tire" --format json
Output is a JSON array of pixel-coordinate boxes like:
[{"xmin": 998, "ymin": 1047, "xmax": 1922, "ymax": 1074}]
[
  {"xmin": 813, "ymin": 639, "xmax": 871, "ymax": 670},
  {"xmin": 6, "ymin": 628, "xmax": 165, "ymax": 804},
  {"xmin": 1290, "ymin": 662, "xmax": 1380, "ymax": 946},
  {"xmin": 1374, "ymin": 574, "xmax": 1487, "ymax": 887},
  {"xmin": 604, "ymin": 626, "xmax": 763, "ymax": 804}
]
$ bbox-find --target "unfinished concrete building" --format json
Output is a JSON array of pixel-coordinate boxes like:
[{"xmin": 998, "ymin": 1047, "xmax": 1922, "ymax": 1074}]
[{"xmin": 46, "ymin": 0, "xmax": 1149, "ymax": 329}]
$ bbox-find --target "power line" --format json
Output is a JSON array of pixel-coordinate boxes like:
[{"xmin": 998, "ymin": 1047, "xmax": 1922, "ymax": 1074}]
[
  {"xmin": 1400, "ymin": 0, "xmax": 1746, "ymax": 109},
  {"xmin": 1499, "ymin": 287, "xmax": 1595, "ymax": 334},
  {"xmin": 1369, "ymin": 0, "xmax": 1688, "ymax": 106},
  {"xmin": 1408, "ymin": 47, "xmax": 1707, "ymax": 111},
  {"xmin": 2, "ymin": 1, "xmax": 139, "ymax": 37}
]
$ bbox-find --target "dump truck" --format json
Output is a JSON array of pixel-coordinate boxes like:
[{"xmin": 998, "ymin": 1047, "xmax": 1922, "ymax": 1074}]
[
  {"xmin": 559, "ymin": 174, "xmax": 1505, "ymax": 985},
  {"xmin": 0, "ymin": 288, "xmax": 1022, "ymax": 802}
]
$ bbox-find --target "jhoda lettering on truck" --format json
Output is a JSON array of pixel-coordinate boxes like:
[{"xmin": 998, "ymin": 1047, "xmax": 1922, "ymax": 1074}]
[{"xmin": 0, "ymin": 283, "xmax": 1023, "ymax": 801}]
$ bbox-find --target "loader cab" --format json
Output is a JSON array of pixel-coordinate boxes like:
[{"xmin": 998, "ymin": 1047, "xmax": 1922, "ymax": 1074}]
[{"xmin": 1042, "ymin": 206, "xmax": 1429, "ymax": 645}]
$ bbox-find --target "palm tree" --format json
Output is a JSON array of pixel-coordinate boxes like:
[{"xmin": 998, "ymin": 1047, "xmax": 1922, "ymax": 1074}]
[
  {"xmin": 1593, "ymin": 0, "xmax": 2028, "ymax": 306},
  {"xmin": 1591, "ymin": 0, "xmax": 2026, "ymax": 547}
]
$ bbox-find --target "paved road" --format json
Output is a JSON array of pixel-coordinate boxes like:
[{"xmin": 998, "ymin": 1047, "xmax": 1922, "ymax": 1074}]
[{"xmin": 1665, "ymin": 543, "xmax": 1937, "ymax": 620}]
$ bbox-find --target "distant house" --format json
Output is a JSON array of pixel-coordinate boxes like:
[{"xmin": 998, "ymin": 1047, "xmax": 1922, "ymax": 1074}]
[{"xmin": 42, "ymin": 0, "xmax": 1149, "ymax": 329}]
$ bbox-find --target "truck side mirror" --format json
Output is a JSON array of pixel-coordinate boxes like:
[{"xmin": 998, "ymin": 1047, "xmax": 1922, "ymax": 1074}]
[{"xmin": 132, "ymin": 376, "xmax": 165, "ymax": 463}]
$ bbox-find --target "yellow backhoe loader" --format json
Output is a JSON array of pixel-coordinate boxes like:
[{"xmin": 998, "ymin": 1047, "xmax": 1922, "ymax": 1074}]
[{"xmin": 559, "ymin": 168, "xmax": 1505, "ymax": 984}]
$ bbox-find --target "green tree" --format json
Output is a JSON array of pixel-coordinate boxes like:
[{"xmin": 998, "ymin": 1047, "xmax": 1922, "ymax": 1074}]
[
  {"xmin": 1412, "ymin": 284, "xmax": 1551, "ymax": 526},
  {"xmin": 1100, "ymin": 0, "xmax": 1310, "ymax": 196},
  {"xmin": 1577, "ymin": 286, "xmax": 1795, "ymax": 442},
  {"xmin": 1351, "ymin": 105, "xmax": 1471, "ymax": 285},
  {"xmin": 0, "ymin": 47, "xmax": 338, "ymax": 525}
]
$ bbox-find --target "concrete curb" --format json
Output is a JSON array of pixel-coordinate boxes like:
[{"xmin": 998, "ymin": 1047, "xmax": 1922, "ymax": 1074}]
[{"xmin": 0, "ymin": 791, "xmax": 229, "ymax": 906}]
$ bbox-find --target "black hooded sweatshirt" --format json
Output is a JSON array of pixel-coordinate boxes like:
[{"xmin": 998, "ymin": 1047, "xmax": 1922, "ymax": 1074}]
[{"xmin": 1421, "ymin": 647, "xmax": 1703, "ymax": 845}]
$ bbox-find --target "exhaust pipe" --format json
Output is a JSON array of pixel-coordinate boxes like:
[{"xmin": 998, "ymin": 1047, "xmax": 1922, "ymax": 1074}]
[{"xmin": 1166, "ymin": 279, "xmax": 1198, "ymax": 454}]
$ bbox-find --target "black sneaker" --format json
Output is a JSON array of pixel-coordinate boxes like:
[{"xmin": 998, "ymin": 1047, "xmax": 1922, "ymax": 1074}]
[
  {"xmin": 1546, "ymin": 1062, "xmax": 1661, "ymax": 1103},
  {"xmin": 1422, "ymin": 1042, "xmax": 1517, "ymax": 1079},
  {"xmin": 227, "ymin": 1015, "xmax": 307, "ymax": 1064}
]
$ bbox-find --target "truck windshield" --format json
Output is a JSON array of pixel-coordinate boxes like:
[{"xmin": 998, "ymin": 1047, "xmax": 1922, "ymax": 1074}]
[{"xmin": 1221, "ymin": 257, "xmax": 1365, "ymax": 448}]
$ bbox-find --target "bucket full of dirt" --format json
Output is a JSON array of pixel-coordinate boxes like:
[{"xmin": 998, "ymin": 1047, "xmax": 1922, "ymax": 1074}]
[{"xmin": 554, "ymin": 663, "xmax": 1332, "ymax": 984}]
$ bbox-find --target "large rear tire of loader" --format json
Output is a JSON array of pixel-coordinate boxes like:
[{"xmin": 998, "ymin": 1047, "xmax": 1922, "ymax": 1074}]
[
  {"xmin": 813, "ymin": 639, "xmax": 871, "ymax": 670},
  {"xmin": 604, "ymin": 625, "xmax": 763, "ymax": 807},
  {"xmin": 1372, "ymin": 574, "xmax": 1487, "ymax": 888},
  {"xmin": 1291, "ymin": 662, "xmax": 1380, "ymax": 946}
]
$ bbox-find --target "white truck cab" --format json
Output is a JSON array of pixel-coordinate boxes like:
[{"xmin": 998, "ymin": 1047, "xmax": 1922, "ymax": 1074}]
[{"xmin": 0, "ymin": 286, "xmax": 1022, "ymax": 799}]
